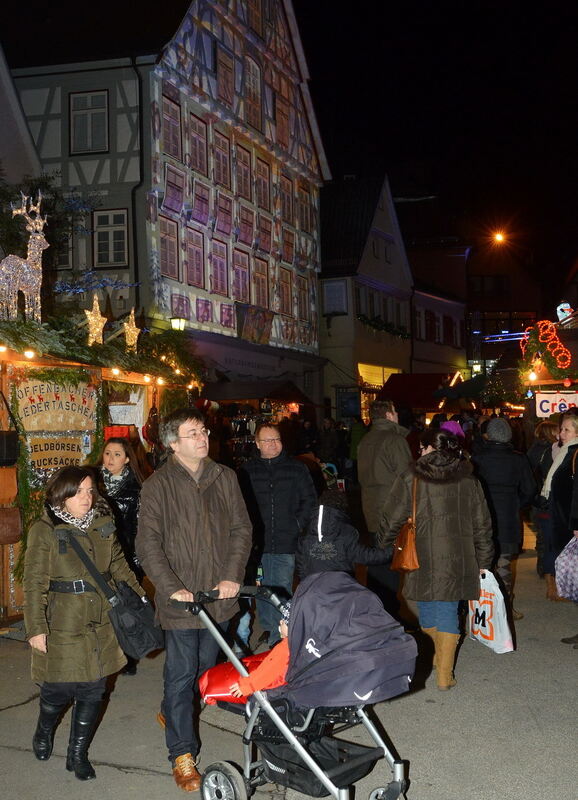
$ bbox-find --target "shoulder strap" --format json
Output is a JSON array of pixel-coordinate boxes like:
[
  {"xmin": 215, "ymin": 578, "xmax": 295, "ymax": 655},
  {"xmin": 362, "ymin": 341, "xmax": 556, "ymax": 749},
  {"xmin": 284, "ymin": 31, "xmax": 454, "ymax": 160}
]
[
  {"xmin": 67, "ymin": 535, "xmax": 119, "ymax": 606},
  {"xmin": 410, "ymin": 476, "xmax": 418, "ymax": 522},
  {"xmin": 0, "ymin": 390, "xmax": 21, "ymax": 432}
]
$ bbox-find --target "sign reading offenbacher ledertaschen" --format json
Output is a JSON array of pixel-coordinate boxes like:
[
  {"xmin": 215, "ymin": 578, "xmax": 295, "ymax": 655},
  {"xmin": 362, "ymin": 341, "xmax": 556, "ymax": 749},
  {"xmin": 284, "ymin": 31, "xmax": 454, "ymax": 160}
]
[
  {"xmin": 15, "ymin": 380, "xmax": 97, "ymax": 432},
  {"xmin": 535, "ymin": 391, "xmax": 578, "ymax": 418}
]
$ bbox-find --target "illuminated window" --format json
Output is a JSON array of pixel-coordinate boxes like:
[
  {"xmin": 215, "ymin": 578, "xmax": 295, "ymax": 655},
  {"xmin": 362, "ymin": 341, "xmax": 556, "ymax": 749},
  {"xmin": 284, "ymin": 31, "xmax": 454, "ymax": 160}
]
[
  {"xmin": 211, "ymin": 240, "xmax": 228, "ymax": 295},
  {"xmin": 236, "ymin": 145, "xmax": 251, "ymax": 200},
  {"xmin": 216, "ymin": 192, "xmax": 233, "ymax": 235},
  {"xmin": 258, "ymin": 215, "xmax": 272, "ymax": 252},
  {"xmin": 186, "ymin": 228, "xmax": 204, "ymax": 288},
  {"xmin": 279, "ymin": 267, "xmax": 292, "ymax": 315},
  {"xmin": 162, "ymin": 97, "xmax": 181, "ymax": 159},
  {"xmin": 358, "ymin": 363, "xmax": 401, "ymax": 387},
  {"xmin": 214, "ymin": 131, "xmax": 230, "ymax": 187},
  {"xmin": 163, "ymin": 165, "xmax": 185, "ymax": 214},
  {"xmin": 190, "ymin": 115, "xmax": 207, "ymax": 174},
  {"xmin": 282, "ymin": 228, "xmax": 294, "ymax": 263},
  {"xmin": 233, "ymin": 249, "xmax": 250, "ymax": 302},
  {"xmin": 253, "ymin": 257, "xmax": 268, "ymax": 307},
  {"xmin": 160, "ymin": 216, "xmax": 179, "ymax": 279}
]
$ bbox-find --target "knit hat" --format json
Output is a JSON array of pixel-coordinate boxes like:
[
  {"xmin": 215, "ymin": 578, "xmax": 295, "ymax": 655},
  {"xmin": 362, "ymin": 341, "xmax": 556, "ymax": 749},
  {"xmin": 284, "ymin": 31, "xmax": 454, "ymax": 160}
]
[
  {"xmin": 440, "ymin": 420, "xmax": 465, "ymax": 439},
  {"xmin": 486, "ymin": 417, "xmax": 512, "ymax": 443}
]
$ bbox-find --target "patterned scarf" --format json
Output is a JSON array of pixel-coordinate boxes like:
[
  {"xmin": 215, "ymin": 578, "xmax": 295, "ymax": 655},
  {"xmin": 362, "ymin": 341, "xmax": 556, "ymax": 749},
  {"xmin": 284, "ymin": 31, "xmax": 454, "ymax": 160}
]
[
  {"xmin": 101, "ymin": 465, "xmax": 129, "ymax": 498},
  {"xmin": 49, "ymin": 504, "xmax": 96, "ymax": 531}
]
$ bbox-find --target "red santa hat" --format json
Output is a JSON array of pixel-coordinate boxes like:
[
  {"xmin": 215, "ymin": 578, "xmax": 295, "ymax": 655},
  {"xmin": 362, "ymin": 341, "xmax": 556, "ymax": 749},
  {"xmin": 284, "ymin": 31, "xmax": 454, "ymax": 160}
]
[{"xmin": 195, "ymin": 398, "xmax": 219, "ymax": 413}]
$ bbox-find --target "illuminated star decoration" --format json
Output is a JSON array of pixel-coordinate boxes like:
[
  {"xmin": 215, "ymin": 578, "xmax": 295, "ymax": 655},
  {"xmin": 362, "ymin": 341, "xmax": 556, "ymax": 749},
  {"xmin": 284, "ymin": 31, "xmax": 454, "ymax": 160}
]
[
  {"xmin": 123, "ymin": 307, "xmax": 140, "ymax": 352},
  {"xmin": 85, "ymin": 294, "xmax": 107, "ymax": 345}
]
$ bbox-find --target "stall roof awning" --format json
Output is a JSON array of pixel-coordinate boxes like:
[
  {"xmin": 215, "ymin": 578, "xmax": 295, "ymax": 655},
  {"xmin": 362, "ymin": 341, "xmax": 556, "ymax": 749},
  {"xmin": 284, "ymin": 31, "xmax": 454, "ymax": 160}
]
[
  {"xmin": 202, "ymin": 380, "xmax": 314, "ymax": 405},
  {"xmin": 378, "ymin": 372, "xmax": 462, "ymax": 410}
]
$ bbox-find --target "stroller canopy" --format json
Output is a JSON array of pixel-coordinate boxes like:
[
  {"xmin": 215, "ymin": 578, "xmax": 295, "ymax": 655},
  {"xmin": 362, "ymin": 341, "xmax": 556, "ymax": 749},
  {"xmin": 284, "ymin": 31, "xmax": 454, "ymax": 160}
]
[{"xmin": 278, "ymin": 571, "xmax": 417, "ymax": 709}]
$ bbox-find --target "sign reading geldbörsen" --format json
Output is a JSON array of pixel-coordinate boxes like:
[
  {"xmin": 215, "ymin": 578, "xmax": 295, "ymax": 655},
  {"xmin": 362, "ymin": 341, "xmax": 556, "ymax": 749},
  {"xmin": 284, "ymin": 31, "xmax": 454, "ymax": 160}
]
[
  {"xmin": 535, "ymin": 391, "xmax": 578, "ymax": 418},
  {"xmin": 28, "ymin": 436, "xmax": 85, "ymax": 470},
  {"xmin": 16, "ymin": 380, "xmax": 97, "ymax": 432}
]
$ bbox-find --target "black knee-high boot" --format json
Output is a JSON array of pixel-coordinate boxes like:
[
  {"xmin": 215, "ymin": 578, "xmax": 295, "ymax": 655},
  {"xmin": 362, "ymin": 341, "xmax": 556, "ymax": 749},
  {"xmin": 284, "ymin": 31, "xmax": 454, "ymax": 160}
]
[
  {"xmin": 32, "ymin": 699, "xmax": 67, "ymax": 760},
  {"xmin": 65, "ymin": 700, "xmax": 101, "ymax": 780}
]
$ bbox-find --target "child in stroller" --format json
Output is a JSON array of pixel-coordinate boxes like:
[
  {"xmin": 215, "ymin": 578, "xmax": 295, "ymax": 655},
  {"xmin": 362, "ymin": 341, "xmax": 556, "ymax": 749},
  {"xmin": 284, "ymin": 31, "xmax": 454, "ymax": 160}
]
[{"xmin": 196, "ymin": 571, "xmax": 417, "ymax": 800}]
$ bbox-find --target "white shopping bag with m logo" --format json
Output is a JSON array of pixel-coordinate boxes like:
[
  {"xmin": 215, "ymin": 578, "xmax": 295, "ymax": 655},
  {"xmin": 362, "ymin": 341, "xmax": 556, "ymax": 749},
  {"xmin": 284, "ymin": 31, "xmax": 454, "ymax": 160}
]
[{"xmin": 468, "ymin": 571, "xmax": 514, "ymax": 654}]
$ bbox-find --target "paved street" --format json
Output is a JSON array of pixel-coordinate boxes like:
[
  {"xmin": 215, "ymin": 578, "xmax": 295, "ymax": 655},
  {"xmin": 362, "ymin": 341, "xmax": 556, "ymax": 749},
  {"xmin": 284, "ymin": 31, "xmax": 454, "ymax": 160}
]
[{"xmin": 1, "ymin": 526, "xmax": 576, "ymax": 800}]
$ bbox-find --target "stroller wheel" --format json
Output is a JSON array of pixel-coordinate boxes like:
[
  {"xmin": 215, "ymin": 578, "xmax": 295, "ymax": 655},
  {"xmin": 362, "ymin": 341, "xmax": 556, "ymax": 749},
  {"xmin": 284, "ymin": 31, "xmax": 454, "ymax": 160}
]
[
  {"xmin": 202, "ymin": 761, "xmax": 248, "ymax": 800},
  {"xmin": 369, "ymin": 784, "xmax": 406, "ymax": 800}
]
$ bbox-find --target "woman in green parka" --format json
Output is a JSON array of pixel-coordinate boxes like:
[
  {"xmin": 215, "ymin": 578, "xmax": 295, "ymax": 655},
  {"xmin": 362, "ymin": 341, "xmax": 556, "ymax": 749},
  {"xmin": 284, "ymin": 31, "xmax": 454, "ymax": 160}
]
[{"xmin": 23, "ymin": 465, "xmax": 145, "ymax": 780}]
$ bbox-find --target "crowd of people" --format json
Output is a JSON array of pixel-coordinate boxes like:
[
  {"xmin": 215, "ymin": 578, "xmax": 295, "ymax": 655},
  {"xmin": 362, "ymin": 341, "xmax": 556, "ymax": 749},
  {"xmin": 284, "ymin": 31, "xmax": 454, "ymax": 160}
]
[{"xmin": 21, "ymin": 400, "xmax": 578, "ymax": 791}]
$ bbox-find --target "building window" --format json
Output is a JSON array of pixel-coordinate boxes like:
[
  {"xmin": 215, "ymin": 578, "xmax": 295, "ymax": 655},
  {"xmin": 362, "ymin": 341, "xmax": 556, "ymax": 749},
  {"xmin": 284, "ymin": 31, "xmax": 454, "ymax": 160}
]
[
  {"xmin": 93, "ymin": 210, "xmax": 127, "ymax": 267},
  {"xmin": 253, "ymin": 257, "xmax": 268, "ymax": 307},
  {"xmin": 280, "ymin": 175, "xmax": 293, "ymax": 222},
  {"xmin": 354, "ymin": 284, "xmax": 366, "ymax": 315},
  {"xmin": 239, "ymin": 206, "xmax": 254, "ymax": 245},
  {"xmin": 160, "ymin": 216, "xmax": 179, "ymax": 279},
  {"xmin": 186, "ymin": 228, "xmax": 204, "ymax": 288},
  {"xmin": 443, "ymin": 314, "xmax": 454, "ymax": 345},
  {"xmin": 214, "ymin": 131, "xmax": 230, "ymax": 187},
  {"xmin": 163, "ymin": 165, "xmax": 185, "ymax": 214},
  {"xmin": 236, "ymin": 145, "xmax": 252, "ymax": 200},
  {"xmin": 425, "ymin": 309, "xmax": 435, "ymax": 341},
  {"xmin": 190, "ymin": 115, "xmax": 207, "ymax": 174},
  {"xmin": 245, "ymin": 57, "xmax": 262, "ymax": 130},
  {"xmin": 414, "ymin": 307, "xmax": 425, "ymax": 340},
  {"xmin": 70, "ymin": 91, "xmax": 108, "ymax": 153},
  {"xmin": 217, "ymin": 47, "xmax": 234, "ymax": 107},
  {"xmin": 297, "ymin": 275, "xmax": 308, "ymax": 321},
  {"xmin": 56, "ymin": 228, "xmax": 73, "ymax": 268},
  {"xmin": 162, "ymin": 96, "xmax": 181, "ymax": 160},
  {"xmin": 258, "ymin": 214, "xmax": 272, "ymax": 252},
  {"xmin": 275, "ymin": 96, "xmax": 290, "ymax": 149},
  {"xmin": 216, "ymin": 192, "xmax": 233, "ymax": 235},
  {"xmin": 282, "ymin": 228, "xmax": 294, "ymax": 263},
  {"xmin": 233, "ymin": 249, "xmax": 250, "ymax": 302},
  {"xmin": 247, "ymin": 0, "xmax": 262, "ymax": 35},
  {"xmin": 297, "ymin": 184, "xmax": 311, "ymax": 233},
  {"xmin": 192, "ymin": 181, "xmax": 210, "ymax": 224},
  {"xmin": 256, "ymin": 159, "xmax": 270, "ymax": 210},
  {"xmin": 435, "ymin": 313, "xmax": 443, "ymax": 343},
  {"xmin": 210, "ymin": 240, "xmax": 228, "ymax": 295},
  {"xmin": 279, "ymin": 268, "xmax": 292, "ymax": 315},
  {"xmin": 372, "ymin": 238, "xmax": 379, "ymax": 258}
]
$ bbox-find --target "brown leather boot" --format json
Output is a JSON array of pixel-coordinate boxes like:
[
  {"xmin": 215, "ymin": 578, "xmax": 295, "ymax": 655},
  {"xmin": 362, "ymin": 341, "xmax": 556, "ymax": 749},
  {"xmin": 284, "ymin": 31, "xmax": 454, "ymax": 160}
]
[
  {"xmin": 173, "ymin": 753, "xmax": 201, "ymax": 792},
  {"xmin": 545, "ymin": 573, "xmax": 560, "ymax": 601},
  {"xmin": 436, "ymin": 632, "xmax": 460, "ymax": 690},
  {"xmin": 421, "ymin": 627, "xmax": 437, "ymax": 670}
]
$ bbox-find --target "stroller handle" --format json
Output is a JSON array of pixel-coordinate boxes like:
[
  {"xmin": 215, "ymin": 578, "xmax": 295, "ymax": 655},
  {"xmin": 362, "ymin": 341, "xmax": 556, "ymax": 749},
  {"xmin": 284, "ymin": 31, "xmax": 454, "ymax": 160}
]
[{"xmin": 169, "ymin": 585, "xmax": 283, "ymax": 612}]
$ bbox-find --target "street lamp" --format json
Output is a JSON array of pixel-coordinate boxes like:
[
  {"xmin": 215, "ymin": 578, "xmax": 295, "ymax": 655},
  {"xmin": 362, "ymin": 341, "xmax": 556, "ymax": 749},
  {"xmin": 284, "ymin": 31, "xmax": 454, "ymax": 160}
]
[{"xmin": 170, "ymin": 317, "xmax": 186, "ymax": 331}]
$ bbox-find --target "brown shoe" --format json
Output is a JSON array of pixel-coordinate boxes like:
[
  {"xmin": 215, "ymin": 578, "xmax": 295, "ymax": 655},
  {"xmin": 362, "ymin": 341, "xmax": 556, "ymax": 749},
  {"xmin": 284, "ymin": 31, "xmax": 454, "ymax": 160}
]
[
  {"xmin": 173, "ymin": 753, "xmax": 201, "ymax": 792},
  {"xmin": 156, "ymin": 711, "xmax": 166, "ymax": 729}
]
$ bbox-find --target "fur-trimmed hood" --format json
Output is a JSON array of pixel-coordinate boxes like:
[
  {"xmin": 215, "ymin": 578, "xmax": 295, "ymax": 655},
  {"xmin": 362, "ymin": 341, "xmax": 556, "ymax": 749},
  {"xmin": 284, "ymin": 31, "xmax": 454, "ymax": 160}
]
[{"xmin": 412, "ymin": 453, "xmax": 473, "ymax": 484}]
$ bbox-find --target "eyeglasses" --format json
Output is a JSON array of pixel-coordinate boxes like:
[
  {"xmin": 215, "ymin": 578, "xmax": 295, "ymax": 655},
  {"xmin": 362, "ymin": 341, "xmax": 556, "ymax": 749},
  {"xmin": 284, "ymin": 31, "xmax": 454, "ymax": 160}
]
[
  {"xmin": 178, "ymin": 428, "xmax": 210, "ymax": 440},
  {"xmin": 258, "ymin": 438, "xmax": 281, "ymax": 444}
]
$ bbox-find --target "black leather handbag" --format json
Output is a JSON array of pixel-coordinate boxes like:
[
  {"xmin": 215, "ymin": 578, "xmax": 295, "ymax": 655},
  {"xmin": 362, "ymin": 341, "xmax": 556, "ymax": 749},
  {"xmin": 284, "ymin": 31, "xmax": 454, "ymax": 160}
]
[
  {"xmin": 0, "ymin": 391, "xmax": 20, "ymax": 467},
  {"xmin": 67, "ymin": 534, "xmax": 164, "ymax": 659}
]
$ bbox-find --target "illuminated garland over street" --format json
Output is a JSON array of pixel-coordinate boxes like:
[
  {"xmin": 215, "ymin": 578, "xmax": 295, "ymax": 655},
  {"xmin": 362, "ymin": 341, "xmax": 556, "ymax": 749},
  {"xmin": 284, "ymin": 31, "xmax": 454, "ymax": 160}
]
[{"xmin": 519, "ymin": 319, "xmax": 573, "ymax": 380}]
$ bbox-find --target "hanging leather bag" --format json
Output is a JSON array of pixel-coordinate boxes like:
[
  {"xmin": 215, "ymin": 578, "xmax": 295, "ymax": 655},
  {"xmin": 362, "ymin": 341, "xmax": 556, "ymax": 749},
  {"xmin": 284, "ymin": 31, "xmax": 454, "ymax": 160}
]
[
  {"xmin": 0, "ymin": 390, "xmax": 20, "ymax": 468},
  {"xmin": 390, "ymin": 476, "xmax": 420, "ymax": 572},
  {"xmin": 0, "ymin": 507, "xmax": 22, "ymax": 545}
]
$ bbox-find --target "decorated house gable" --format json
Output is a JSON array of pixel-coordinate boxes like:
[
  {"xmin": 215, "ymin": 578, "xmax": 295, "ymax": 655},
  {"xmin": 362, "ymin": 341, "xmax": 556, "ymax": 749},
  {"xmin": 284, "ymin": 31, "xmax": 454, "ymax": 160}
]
[{"xmin": 146, "ymin": 0, "xmax": 329, "ymax": 357}]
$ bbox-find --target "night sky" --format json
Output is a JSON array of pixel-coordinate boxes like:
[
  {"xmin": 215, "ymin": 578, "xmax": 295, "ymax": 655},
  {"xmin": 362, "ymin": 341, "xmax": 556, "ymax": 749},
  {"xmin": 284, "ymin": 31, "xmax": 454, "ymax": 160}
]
[{"xmin": 3, "ymin": 0, "xmax": 578, "ymax": 282}]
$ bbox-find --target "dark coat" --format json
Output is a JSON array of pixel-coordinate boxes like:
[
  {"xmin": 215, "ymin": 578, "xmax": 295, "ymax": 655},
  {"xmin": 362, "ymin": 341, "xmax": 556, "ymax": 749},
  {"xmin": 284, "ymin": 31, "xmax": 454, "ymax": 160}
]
[
  {"xmin": 378, "ymin": 455, "xmax": 494, "ymax": 602},
  {"xmin": 549, "ymin": 443, "xmax": 578, "ymax": 553},
  {"xmin": 98, "ymin": 466, "xmax": 141, "ymax": 572},
  {"xmin": 296, "ymin": 505, "xmax": 393, "ymax": 578},
  {"xmin": 23, "ymin": 499, "xmax": 143, "ymax": 683},
  {"xmin": 136, "ymin": 455, "xmax": 252, "ymax": 629},
  {"xmin": 239, "ymin": 451, "xmax": 317, "ymax": 554},
  {"xmin": 527, "ymin": 440, "xmax": 554, "ymax": 488},
  {"xmin": 472, "ymin": 442, "xmax": 536, "ymax": 553}
]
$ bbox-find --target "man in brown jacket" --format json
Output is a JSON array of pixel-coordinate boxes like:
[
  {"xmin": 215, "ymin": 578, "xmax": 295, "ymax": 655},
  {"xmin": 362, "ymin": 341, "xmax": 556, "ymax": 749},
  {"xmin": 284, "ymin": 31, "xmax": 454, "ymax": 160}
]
[
  {"xmin": 357, "ymin": 399, "xmax": 412, "ymax": 617},
  {"xmin": 136, "ymin": 408, "xmax": 251, "ymax": 792}
]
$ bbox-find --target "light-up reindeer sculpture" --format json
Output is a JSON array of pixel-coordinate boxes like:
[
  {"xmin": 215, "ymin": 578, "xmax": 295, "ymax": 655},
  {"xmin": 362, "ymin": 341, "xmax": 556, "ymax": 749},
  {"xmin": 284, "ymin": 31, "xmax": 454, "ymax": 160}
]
[{"xmin": 0, "ymin": 192, "xmax": 48, "ymax": 321}]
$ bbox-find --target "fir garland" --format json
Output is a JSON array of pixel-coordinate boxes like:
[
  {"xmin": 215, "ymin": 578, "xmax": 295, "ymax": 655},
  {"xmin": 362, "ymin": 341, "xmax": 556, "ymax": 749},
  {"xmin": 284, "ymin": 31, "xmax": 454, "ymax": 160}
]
[{"xmin": 356, "ymin": 314, "xmax": 410, "ymax": 340}]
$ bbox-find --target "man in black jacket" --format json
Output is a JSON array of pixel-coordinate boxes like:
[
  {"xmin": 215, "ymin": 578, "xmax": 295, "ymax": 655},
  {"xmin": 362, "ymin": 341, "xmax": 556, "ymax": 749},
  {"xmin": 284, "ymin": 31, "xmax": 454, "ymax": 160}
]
[{"xmin": 239, "ymin": 423, "xmax": 317, "ymax": 646}]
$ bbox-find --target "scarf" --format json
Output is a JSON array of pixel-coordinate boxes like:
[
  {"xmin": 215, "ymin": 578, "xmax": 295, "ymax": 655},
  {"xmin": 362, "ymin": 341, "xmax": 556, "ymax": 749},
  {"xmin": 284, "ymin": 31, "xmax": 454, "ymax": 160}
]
[
  {"xmin": 102, "ymin": 465, "xmax": 129, "ymax": 498},
  {"xmin": 49, "ymin": 505, "xmax": 96, "ymax": 531},
  {"xmin": 541, "ymin": 440, "xmax": 573, "ymax": 499}
]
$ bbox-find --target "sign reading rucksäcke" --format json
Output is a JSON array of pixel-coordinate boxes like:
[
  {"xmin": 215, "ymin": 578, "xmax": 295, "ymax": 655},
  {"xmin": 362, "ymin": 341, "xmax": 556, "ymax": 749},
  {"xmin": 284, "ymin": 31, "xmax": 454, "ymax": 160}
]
[
  {"xmin": 16, "ymin": 380, "xmax": 97, "ymax": 432},
  {"xmin": 28, "ymin": 436, "xmax": 84, "ymax": 470}
]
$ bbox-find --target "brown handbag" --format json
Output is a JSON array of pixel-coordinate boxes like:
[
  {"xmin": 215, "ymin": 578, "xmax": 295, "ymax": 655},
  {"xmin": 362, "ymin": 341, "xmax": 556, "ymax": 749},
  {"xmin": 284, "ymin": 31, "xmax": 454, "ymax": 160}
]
[
  {"xmin": 0, "ymin": 506, "xmax": 22, "ymax": 545},
  {"xmin": 390, "ymin": 476, "xmax": 419, "ymax": 572}
]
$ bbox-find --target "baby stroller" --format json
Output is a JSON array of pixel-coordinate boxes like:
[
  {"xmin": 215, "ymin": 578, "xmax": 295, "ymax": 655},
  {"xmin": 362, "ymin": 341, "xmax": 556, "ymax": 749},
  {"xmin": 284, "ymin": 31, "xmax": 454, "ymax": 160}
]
[{"xmin": 175, "ymin": 572, "xmax": 417, "ymax": 800}]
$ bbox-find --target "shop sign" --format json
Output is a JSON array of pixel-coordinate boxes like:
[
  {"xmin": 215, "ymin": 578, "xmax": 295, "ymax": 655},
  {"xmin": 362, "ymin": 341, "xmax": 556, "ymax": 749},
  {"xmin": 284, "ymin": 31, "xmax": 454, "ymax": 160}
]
[
  {"xmin": 28, "ymin": 436, "xmax": 85, "ymax": 470},
  {"xmin": 15, "ymin": 380, "xmax": 97, "ymax": 432},
  {"xmin": 535, "ymin": 391, "xmax": 578, "ymax": 417}
]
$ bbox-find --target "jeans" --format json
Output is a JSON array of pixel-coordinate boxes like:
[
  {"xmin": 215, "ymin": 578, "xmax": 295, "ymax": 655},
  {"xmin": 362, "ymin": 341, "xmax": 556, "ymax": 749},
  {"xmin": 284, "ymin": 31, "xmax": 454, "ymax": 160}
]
[
  {"xmin": 256, "ymin": 553, "xmax": 295, "ymax": 646},
  {"xmin": 40, "ymin": 678, "xmax": 106, "ymax": 705},
  {"xmin": 163, "ymin": 626, "xmax": 224, "ymax": 761},
  {"xmin": 417, "ymin": 601, "xmax": 460, "ymax": 634}
]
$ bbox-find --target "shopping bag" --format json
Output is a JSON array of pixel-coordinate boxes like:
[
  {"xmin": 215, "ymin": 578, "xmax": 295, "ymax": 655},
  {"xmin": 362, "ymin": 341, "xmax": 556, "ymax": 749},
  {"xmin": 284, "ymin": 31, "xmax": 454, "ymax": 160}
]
[
  {"xmin": 555, "ymin": 537, "xmax": 578, "ymax": 602},
  {"xmin": 468, "ymin": 571, "xmax": 514, "ymax": 653}
]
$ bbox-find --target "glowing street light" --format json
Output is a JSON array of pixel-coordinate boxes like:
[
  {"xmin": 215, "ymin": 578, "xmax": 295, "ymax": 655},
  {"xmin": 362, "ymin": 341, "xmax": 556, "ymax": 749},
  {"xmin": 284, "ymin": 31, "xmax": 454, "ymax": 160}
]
[{"xmin": 493, "ymin": 231, "xmax": 505, "ymax": 243}]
